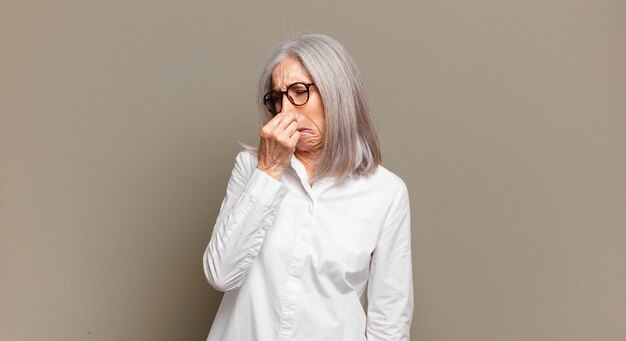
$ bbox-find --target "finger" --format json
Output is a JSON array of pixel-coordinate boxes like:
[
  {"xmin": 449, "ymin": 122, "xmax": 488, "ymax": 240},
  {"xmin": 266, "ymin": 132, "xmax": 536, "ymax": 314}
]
[
  {"xmin": 264, "ymin": 112, "xmax": 284, "ymax": 129},
  {"xmin": 284, "ymin": 120, "xmax": 298, "ymax": 137},
  {"xmin": 261, "ymin": 113, "xmax": 291, "ymax": 136},
  {"xmin": 275, "ymin": 112, "xmax": 297, "ymax": 129},
  {"xmin": 289, "ymin": 130, "xmax": 301, "ymax": 145}
]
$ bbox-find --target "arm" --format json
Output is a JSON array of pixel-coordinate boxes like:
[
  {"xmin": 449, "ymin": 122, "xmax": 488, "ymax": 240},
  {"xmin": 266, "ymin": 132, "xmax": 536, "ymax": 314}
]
[
  {"xmin": 366, "ymin": 183, "xmax": 414, "ymax": 341},
  {"xmin": 202, "ymin": 151, "xmax": 289, "ymax": 292},
  {"xmin": 203, "ymin": 110, "xmax": 298, "ymax": 291}
]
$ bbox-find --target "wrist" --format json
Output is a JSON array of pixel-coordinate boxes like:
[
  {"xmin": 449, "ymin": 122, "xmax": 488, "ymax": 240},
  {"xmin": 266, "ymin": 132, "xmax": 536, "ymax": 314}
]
[{"xmin": 257, "ymin": 165, "xmax": 285, "ymax": 181}]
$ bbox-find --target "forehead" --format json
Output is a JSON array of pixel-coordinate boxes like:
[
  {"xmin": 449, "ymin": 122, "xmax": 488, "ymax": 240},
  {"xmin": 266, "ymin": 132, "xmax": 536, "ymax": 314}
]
[{"xmin": 271, "ymin": 56, "xmax": 313, "ymax": 90}]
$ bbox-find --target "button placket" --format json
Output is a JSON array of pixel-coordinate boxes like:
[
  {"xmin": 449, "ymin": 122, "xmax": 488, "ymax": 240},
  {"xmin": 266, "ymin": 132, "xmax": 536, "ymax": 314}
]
[
  {"xmin": 277, "ymin": 194, "xmax": 314, "ymax": 340},
  {"xmin": 277, "ymin": 156, "xmax": 322, "ymax": 340}
]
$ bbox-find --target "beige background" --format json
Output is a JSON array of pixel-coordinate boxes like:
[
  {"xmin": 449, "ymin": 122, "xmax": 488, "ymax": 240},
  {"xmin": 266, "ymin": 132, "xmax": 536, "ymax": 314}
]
[{"xmin": 1, "ymin": 1, "xmax": 625, "ymax": 340}]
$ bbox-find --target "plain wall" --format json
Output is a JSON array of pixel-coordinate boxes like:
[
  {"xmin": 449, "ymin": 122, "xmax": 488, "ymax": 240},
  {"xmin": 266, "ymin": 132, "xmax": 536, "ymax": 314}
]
[{"xmin": 1, "ymin": 1, "xmax": 625, "ymax": 340}]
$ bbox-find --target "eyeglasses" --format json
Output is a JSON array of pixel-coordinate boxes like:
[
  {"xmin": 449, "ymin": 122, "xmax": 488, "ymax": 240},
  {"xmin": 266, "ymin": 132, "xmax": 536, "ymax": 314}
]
[{"xmin": 263, "ymin": 82, "xmax": 316, "ymax": 116}]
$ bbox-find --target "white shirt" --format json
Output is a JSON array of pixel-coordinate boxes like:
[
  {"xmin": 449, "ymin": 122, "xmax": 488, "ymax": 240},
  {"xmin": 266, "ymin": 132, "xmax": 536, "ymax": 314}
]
[{"xmin": 203, "ymin": 150, "xmax": 413, "ymax": 341}]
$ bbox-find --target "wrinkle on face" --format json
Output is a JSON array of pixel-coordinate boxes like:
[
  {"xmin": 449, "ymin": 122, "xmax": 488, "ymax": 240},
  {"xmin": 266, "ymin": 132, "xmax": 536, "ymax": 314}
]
[
  {"xmin": 272, "ymin": 57, "xmax": 313, "ymax": 91},
  {"xmin": 270, "ymin": 56, "xmax": 326, "ymax": 155}
]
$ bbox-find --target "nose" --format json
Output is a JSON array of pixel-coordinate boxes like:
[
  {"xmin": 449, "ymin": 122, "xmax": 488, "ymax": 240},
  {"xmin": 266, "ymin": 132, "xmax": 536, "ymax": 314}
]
[
  {"xmin": 278, "ymin": 92, "xmax": 293, "ymax": 114},
  {"xmin": 278, "ymin": 97, "xmax": 302, "ymax": 121}
]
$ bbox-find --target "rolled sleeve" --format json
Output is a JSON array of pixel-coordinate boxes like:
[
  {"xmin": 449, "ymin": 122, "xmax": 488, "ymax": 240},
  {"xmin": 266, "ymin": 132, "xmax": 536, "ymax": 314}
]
[{"xmin": 203, "ymin": 152, "xmax": 289, "ymax": 292}]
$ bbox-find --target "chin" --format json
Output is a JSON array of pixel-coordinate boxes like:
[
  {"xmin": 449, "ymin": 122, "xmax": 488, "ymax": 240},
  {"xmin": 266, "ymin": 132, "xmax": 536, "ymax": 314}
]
[
  {"xmin": 295, "ymin": 137, "xmax": 309, "ymax": 149},
  {"xmin": 296, "ymin": 134, "xmax": 323, "ymax": 152},
  {"xmin": 296, "ymin": 143, "xmax": 313, "ymax": 151}
]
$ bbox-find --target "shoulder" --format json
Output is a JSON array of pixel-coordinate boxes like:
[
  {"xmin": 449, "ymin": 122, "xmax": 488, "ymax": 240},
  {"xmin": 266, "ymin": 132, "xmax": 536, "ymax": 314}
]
[
  {"xmin": 342, "ymin": 164, "xmax": 409, "ymax": 208},
  {"xmin": 363, "ymin": 164, "xmax": 408, "ymax": 196},
  {"xmin": 369, "ymin": 165, "xmax": 411, "ymax": 222},
  {"xmin": 232, "ymin": 149, "xmax": 259, "ymax": 179},
  {"xmin": 234, "ymin": 148, "xmax": 258, "ymax": 164}
]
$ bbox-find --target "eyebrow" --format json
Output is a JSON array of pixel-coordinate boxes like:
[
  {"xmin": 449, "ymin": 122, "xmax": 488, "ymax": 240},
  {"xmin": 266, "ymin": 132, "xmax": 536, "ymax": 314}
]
[{"xmin": 271, "ymin": 81, "xmax": 311, "ymax": 91}]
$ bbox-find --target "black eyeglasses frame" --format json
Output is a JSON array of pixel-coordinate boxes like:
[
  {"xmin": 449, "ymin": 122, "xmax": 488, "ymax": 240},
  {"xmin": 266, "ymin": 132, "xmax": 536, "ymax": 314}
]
[{"xmin": 263, "ymin": 82, "xmax": 316, "ymax": 116}]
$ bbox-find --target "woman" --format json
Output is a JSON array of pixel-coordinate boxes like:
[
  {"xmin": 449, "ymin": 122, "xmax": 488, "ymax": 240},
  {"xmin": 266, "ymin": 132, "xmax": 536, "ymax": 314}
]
[{"xmin": 203, "ymin": 33, "xmax": 413, "ymax": 341}]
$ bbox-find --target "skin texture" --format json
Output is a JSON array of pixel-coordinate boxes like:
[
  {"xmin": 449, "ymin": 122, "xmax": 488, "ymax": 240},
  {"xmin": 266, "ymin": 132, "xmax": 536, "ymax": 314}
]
[{"xmin": 257, "ymin": 56, "xmax": 326, "ymax": 186}]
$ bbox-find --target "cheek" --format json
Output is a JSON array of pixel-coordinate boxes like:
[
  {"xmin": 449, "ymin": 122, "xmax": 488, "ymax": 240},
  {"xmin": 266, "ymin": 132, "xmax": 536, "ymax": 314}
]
[
  {"xmin": 313, "ymin": 108, "xmax": 325, "ymax": 134},
  {"xmin": 304, "ymin": 97, "xmax": 325, "ymax": 134},
  {"xmin": 317, "ymin": 120, "xmax": 325, "ymax": 136}
]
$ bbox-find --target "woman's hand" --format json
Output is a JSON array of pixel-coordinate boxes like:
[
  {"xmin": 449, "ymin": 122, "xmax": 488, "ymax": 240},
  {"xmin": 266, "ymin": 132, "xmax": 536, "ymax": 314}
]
[{"xmin": 257, "ymin": 112, "xmax": 300, "ymax": 181}]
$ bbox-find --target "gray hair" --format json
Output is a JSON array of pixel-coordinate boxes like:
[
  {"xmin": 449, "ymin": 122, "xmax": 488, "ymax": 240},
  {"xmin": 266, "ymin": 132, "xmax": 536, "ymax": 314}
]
[{"xmin": 254, "ymin": 33, "xmax": 381, "ymax": 182}]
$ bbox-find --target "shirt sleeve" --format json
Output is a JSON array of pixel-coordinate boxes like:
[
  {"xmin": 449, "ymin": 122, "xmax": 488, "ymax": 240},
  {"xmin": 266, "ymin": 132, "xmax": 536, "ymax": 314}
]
[
  {"xmin": 366, "ymin": 182, "xmax": 414, "ymax": 341},
  {"xmin": 203, "ymin": 151, "xmax": 289, "ymax": 292}
]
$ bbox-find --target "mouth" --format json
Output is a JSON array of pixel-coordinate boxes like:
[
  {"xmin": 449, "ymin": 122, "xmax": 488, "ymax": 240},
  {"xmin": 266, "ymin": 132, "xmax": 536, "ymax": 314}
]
[{"xmin": 297, "ymin": 128, "xmax": 312, "ymax": 132}]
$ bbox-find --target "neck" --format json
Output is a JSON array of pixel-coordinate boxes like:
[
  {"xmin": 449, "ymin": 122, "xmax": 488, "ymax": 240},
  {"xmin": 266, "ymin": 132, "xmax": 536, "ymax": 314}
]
[{"xmin": 295, "ymin": 149, "xmax": 322, "ymax": 183}]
